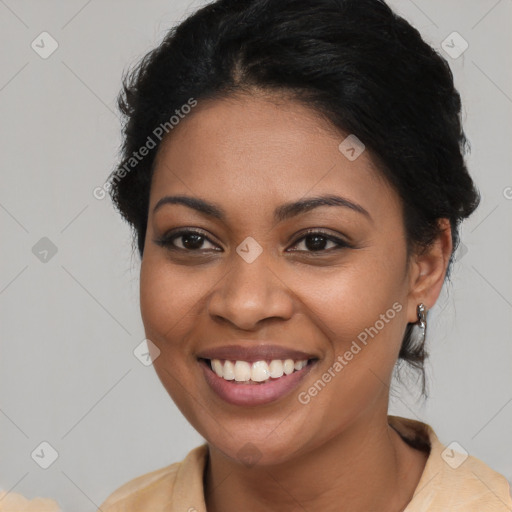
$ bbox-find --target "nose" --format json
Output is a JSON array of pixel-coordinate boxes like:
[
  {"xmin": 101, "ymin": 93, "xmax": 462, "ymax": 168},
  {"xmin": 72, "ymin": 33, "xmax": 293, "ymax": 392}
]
[{"xmin": 207, "ymin": 250, "xmax": 294, "ymax": 331}]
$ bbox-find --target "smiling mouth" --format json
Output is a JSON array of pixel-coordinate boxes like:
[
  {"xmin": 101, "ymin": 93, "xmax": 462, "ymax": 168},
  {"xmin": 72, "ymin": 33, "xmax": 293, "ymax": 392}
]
[{"xmin": 199, "ymin": 357, "xmax": 317, "ymax": 384}]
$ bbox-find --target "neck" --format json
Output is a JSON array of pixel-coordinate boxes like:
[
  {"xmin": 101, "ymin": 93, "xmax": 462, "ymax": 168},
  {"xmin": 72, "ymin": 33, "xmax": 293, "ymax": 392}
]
[{"xmin": 204, "ymin": 411, "xmax": 427, "ymax": 512}]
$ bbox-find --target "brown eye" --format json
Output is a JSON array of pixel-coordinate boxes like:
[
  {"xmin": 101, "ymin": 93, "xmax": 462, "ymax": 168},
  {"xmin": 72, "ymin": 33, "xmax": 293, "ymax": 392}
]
[
  {"xmin": 288, "ymin": 230, "xmax": 351, "ymax": 253},
  {"xmin": 155, "ymin": 229, "xmax": 221, "ymax": 252}
]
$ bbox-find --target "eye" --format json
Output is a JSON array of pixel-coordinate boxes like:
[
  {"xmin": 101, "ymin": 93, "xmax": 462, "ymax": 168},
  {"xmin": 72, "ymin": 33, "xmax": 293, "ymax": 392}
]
[
  {"xmin": 288, "ymin": 230, "xmax": 351, "ymax": 253},
  {"xmin": 154, "ymin": 229, "xmax": 221, "ymax": 252},
  {"xmin": 154, "ymin": 228, "xmax": 351, "ymax": 254}
]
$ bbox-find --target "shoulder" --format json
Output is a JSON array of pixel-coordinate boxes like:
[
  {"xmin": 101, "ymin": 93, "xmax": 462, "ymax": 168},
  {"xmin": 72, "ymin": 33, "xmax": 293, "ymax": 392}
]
[
  {"xmin": 413, "ymin": 451, "xmax": 512, "ymax": 511},
  {"xmin": 98, "ymin": 463, "xmax": 180, "ymax": 511},
  {"xmin": 0, "ymin": 491, "xmax": 61, "ymax": 511},
  {"xmin": 98, "ymin": 443, "xmax": 209, "ymax": 512},
  {"xmin": 427, "ymin": 446, "xmax": 512, "ymax": 511},
  {"xmin": 389, "ymin": 416, "xmax": 512, "ymax": 511}
]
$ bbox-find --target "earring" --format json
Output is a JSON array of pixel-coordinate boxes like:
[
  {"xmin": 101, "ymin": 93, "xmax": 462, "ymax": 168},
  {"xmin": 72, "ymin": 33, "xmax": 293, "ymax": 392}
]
[{"xmin": 416, "ymin": 303, "xmax": 427, "ymax": 344}]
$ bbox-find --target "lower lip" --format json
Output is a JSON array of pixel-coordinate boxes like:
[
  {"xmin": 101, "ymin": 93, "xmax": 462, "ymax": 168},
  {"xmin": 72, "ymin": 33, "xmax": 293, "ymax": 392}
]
[{"xmin": 199, "ymin": 359, "xmax": 316, "ymax": 406}]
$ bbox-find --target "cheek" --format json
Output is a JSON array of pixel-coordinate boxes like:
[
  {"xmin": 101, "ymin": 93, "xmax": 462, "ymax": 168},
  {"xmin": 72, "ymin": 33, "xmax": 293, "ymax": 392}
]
[
  {"xmin": 139, "ymin": 255, "xmax": 207, "ymax": 423},
  {"xmin": 288, "ymin": 245, "xmax": 409, "ymax": 384},
  {"xmin": 299, "ymin": 249, "xmax": 406, "ymax": 335},
  {"xmin": 284, "ymin": 252, "xmax": 408, "ymax": 443},
  {"xmin": 140, "ymin": 254, "xmax": 206, "ymax": 345}
]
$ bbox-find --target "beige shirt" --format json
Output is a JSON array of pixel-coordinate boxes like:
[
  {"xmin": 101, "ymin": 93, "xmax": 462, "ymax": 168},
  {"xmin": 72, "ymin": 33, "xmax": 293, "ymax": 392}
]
[
  {"xmin": 2, "ymin": 416, "xmax": 510, "ymax": 511},
  {"xmin": 96, "ymin": 416, "xmax": 512, "ymax": 511},
  {"xmin": 0, "ymin": 492, "xmax": 61, "ymax": 512}
]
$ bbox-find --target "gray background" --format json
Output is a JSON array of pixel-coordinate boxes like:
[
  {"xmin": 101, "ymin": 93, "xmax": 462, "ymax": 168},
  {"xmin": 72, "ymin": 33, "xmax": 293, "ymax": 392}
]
[{"xmin": 0, "ymin": 1, "xmax": 511, "ymax": 510}]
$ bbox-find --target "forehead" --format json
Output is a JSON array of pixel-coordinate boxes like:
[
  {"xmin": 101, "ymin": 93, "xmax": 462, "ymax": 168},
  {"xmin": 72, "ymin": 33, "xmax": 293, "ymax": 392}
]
[{"xmin": 149, "ymin": 93, "xmax": 398, "ymax": 223}]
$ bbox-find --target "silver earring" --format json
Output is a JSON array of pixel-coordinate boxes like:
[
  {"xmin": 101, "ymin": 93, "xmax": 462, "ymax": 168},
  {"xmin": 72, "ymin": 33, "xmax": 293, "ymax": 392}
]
[{"xmin": 417, "ymin": 303, "xmax": 427, "ymax": 344}]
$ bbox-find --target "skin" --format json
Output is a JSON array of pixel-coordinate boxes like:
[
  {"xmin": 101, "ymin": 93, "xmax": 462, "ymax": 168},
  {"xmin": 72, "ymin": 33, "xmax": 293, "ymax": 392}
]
[{"xmin": 140, "ymin": 90, "xmax": 452, "ymax": 512}]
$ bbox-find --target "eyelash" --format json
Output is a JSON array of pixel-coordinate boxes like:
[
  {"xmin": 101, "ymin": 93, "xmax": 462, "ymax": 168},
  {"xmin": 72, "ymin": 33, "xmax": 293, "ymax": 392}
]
[{"xmin": 154, "ymin": 228, "xmax": 352, "ymax": 254}]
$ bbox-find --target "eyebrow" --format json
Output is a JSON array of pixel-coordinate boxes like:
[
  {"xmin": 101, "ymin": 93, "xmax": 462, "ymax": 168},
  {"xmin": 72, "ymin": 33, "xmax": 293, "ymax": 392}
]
[{"xmin": 152, "ymin": 194, "xmax": 372, "ymax": 223}]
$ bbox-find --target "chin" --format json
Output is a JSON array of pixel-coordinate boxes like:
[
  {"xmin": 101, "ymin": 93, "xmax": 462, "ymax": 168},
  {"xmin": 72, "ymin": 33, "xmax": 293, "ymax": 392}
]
[{"xmin": 202, "ymin": 422, "xmax": 311, "ymax": 467}]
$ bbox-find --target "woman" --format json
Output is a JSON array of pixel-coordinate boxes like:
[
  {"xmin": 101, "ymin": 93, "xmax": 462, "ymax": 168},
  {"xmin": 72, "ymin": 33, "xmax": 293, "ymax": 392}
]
[{"xmin": 97, "ymin": 0, "xmax": 512, "ymax": 510}]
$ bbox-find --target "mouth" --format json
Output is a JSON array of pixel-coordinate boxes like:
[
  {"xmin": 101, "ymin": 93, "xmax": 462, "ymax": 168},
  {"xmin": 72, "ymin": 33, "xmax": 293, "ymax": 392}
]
[
  {"xmin": 200, "ymin": 357, "xmax": 316, "ymax": 383},
  {"xmin": 198, "ymin": 356, "xmax": 318, "ymax": 406}
]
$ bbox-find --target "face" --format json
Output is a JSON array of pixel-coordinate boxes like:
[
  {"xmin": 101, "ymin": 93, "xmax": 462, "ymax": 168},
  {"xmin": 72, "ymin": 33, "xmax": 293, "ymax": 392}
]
[{"xmin": 140, "ymin": 92, "xmax": 430, "ymax": 465}]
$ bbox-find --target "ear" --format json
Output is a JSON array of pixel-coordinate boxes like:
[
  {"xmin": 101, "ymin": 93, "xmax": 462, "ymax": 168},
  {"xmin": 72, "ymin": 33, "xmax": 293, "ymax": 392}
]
[{"xmin": 406, "ymin": 218, "xmax": 453, "ymax": 323}]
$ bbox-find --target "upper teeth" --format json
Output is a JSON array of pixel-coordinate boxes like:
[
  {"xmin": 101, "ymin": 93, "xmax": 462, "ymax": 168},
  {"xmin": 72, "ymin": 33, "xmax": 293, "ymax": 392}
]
[{"xmin": 210, "ymin": 359, "xmax": 308, "ymax": 382}]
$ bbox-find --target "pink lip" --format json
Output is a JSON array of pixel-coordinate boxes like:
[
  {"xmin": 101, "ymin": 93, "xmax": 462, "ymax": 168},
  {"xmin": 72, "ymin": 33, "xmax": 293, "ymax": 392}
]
[
  {"xmin": 196, "ymin": 344, "xmax": 317, "ymax": 363},
  {"xmin": 199, "ymin": 358, "xmax": 317, "ymax": 406}
]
